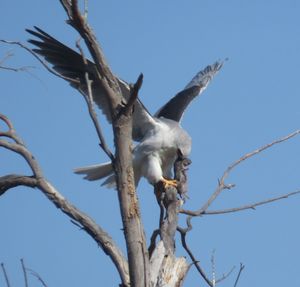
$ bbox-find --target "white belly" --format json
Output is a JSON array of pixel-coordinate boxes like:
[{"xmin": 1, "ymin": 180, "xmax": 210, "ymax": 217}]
[{"xmin": 132, "ymin": 118, "xmax": 191, "ymax": 185}]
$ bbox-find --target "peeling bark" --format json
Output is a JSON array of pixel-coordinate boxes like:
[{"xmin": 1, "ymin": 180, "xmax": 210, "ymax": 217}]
[{"xmin": 150, "ymin": 241, "xmax": 189, "ymax": 287}]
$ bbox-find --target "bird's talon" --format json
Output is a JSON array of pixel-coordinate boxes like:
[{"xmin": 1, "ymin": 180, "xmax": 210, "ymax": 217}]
[{"xmin": 161, "ymin": 178, "xmax": 177, "ymax": 188}]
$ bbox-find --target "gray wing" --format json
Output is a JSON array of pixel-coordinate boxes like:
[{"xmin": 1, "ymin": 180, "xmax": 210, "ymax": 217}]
[
  {"xmin": 155, "ymin": 61, "xmax": 223, "ymax": 122},
  {"xmin": 26, "ymin": 26, "xmax": 155, "ymax": 141}
]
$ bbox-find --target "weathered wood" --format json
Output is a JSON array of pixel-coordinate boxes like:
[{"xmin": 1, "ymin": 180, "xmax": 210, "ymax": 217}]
[
  {"xmin": 150, "ymin": 154, "xmax": 192, "ymax": 286},
  {"xmin": 113, "ymin": 110, "xmax": 150, "ymax": 287},
  {"xmin": 160, "ymin": 186, "xmax": 178, "ymax": 254},
  {"xmin": 150, "ymin": 241, "xmax": 189, "ymax": 287},
  {"xmin": 57, "ymin": 2, "xmax": 151, "ymax": 286}
]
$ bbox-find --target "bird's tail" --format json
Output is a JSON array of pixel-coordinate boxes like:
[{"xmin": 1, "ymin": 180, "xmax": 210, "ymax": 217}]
[{"xmin": 74, "ymin": 162, "xmax": 116, "ymax": 187}]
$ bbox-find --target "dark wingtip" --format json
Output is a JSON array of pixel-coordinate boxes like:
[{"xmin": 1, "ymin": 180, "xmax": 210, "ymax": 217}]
[
  {"xmin": 26, "ymin": 26, "xmax": 40, "ymax": 35},
  {"xmin": 26, "ymin": 26, "xmax": 54, "ymax": 43}
]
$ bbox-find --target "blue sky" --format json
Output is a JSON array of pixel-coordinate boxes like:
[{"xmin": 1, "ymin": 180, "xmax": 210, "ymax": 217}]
[{"xmin": 1, "ymin": 1, "xmax": 300, "ymax": 286}]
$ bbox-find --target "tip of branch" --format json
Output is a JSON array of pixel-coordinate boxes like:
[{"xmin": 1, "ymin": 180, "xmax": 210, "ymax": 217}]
[{"xmin": 135, "ymin": 73, "xmax": 143, "ymax": 90}]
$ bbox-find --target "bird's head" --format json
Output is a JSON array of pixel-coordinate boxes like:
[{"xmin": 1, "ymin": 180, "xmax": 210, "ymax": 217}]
[{"xmin": 177, "ymin": 130, "xmax": 192, "ymax": 158}]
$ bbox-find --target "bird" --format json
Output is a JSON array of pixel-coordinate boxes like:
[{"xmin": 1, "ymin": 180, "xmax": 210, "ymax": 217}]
[{"xmin": 26, "ymin": 26, "xmax": 223, "ymax": 189}]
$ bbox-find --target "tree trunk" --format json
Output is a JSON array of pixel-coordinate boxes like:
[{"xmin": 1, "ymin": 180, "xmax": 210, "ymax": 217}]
[{"xmin": 113, "ymin": 111, "xmax": 150, "ymax": 287}]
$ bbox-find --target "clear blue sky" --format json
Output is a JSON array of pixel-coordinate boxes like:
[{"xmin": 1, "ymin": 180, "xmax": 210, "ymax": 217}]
[{"xmin": 1, "ymin": 1, "xmax": 300, "ymax": 286}]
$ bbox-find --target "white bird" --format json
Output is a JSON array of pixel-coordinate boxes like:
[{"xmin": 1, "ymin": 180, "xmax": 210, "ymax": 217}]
[{"xmin": 27, "ymin": 27, "xmax": 223, "ymax": 188}]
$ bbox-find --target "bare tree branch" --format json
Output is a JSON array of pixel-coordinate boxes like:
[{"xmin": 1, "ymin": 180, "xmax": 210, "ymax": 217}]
[
  {"xmin": 3, "ymin": 2, "xmax": 298, "ymax": 286},
  {"xmin": 27, "ymin": 268, "xmax": 48, "ymax": 287},
  {"xmin": 112, "ymin": 77, "xmax": 150, "ymax": 286},
  {"xmin": 59, "ymin": 0, "xmax": 122, "ymax": 112},
  {"xmin": 0, "ymin": 64, "xmax": 34, "ymax": 72},
  {"xmin": 233, "ymin": 263, "xmax": 245, "ymax": 287},
  {"xmin": 216, "ymin": 265, "xmax": 235, "ymax": 284},
  {"xmin": 52, "ymin": 6, "xmax": 151, "ymax": 284},
  {"xmin": 0, "ymin": 51, "xmax": 13, "ymax": 64},
  {"xmin": 20, "ymin": 259, "xmax": 29, "ymax": 287},
  {"xmin": 122, "ymin": 73, "xmax": 143, "ymax": 117},
  {"xmin": 210, "ymin": 250, "xmax": 236, "ymax": 285},
  {"xmin": 1, "ymin": 263, "xmax": 11, "ymax": 287},
  {"xmin": 75, "ymin": 39, "xmax": 114, "ymax": 160},
  {"xmin": 56, "ymin": 4, "xmax": 151, "ymax": 285},
  {"xmin": 201, "ymin": 190, "xmax": 300, "ymax": 215},
  {"xmin": 0, "ymin": 40, "xmax": 78, "ymax": 84},
  {"xmin": 177, "ymin": 218, "xmax": 214, "ymax": 287},
  {"xmin": 0, "ymin": 114, "xmax": 23, "ymax": 143},
  {"xmin": 0, "ymin": 51, "xmax": 34, "ymax": 72},
  {"xmin": 211, "ymin": 250, "xmax": 216, "ymax": 286},
  {"xmin": 0, "ymin": 178, "xmax": 130, "ymax": 286},
  {"xmin": 1, "ymin": 37, "xmax": 115, "ymax": 161},
  {"xmin": 2, "ymin": 2, "xmax": 149, "ymax": 285},
  {"xmin": 159, "ymin": 185, "xmax": 178, "ymax": 254},
  {"xmin": 0, "ymin": 114, "xmax": 42, "ymax": 178},
  {"xmin": 0, "ymin": 114, "xmax": 130, "ymax": 286},
  {"xmin": 180, "ymin": 129, "xmax": 300, "ymax": 216},
  {"xmin": 0, "ymin": 175, "xmax": 37, "ymax": 195}
]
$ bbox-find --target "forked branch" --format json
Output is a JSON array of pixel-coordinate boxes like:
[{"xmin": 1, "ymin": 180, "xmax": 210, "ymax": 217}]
[
  {"xmin": 180, "ymin": 129, "xmax": 300, "ymax": 216},
  {"xmin": 58, "ymin": 2, "xmax": 150, "ymax": 286},
  {"xmin": 59, "ymin": 0, "xmax": 122, "ymax": 112},
  {"xmin": 200, "ymin": 190, "xmax": 300, "ymax": 215},
  {"xmin": 0, "ymin": 114, "xmax": 129, "ymax": 286}
]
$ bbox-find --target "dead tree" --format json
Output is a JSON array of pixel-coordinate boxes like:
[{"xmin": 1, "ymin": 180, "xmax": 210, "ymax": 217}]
[{"xmin": 1, "ymin": 1, "xmax": 300, "ymax": 286}]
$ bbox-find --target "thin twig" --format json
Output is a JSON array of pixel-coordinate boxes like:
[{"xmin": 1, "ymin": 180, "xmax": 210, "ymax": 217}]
[
  {"xmin": 177, "ymin": 218, "xmax": 214, "ymax": 287},
  {"xmin": 181, "ymin": 232, "xmax": 213, "ymax": 286},
  {"xmin": 0, "ymin": 51, "xmax": 14, "ymax": 64},
  {"xmin": 75, "ymin": 39, "xmax": 114, "ymax": 160},
  {"xmin": 181, "ymin": 190, "xmax": 300, "ymax": 216},
  {"xmin": 0, "ymin": 114, "xmax": 23, "ymax": 144},
  {"xmin": 0, "ymin": 65, "xmax": 35, "ymax": 72},
  {"xmin": 211, "ymin": 249, "xmax": 216, "ymax": 287},
  {"xmin": 0, "ymin": 115, "xmax": 42, "ymax": 178},
  {"xmin": 121, "ymin": 73, "xmax": 143, "ymax": 117},
  {"xmin": 27, "ymin": 268, "xmax": 48, "ymax": 287},
  {"xmin": 0, "ymin": 51, "xmax": 32, "ymax": 72},
  {"xmin": 70, "ymin": 219, "xmax": 84, "ymax": 229},
  {"xmin": 181, "ymin": 129, "xmax": 300, "ymax": 216},
  {"xmin": 1, "ymin": 263, "xmax": 11, "ymax": 287},
  {"xmin": 0, "ymin": 113, "xmax": 14, "ymax": 131},
  {"xmin": 233, "ymin": 263, "xmax": 245, "ymax": 287},
  {"xmin": 216, "ymin": 265, "xmax": 235, "ymax": 284},
  {"xmin": 21, "ymin": 258, "xmax": 29, "ymax": 287},
  {"xmin": 0, "ymin": 39, "xmax": 78, "ymax": 84},
  {"xmin": 60, "ymin": 0, "xmax": 123, "ymax": 114}
]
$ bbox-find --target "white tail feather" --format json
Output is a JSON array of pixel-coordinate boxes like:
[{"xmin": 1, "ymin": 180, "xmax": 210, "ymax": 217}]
[{"xmin": 73, "ymin": 162, "xmax": 113, "ymax": 181}]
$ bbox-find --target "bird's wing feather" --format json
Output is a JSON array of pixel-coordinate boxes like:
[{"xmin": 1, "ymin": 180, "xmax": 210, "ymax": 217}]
[
  {"xmin": 26, "ymin": 26, "xmax": 156, "ymax": 141},
  {"xmin": 73, "ymin": 162, "xmax": 113, "ymax": 181},
  {"xmin": 155, "ymin": 61, "xmax": 224, "ymax": 122}
]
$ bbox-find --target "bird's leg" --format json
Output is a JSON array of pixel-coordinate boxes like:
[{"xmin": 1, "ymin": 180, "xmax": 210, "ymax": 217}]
[{"xmin": 161, "ymin": 177, "xmax": 177, "ymax": 189}]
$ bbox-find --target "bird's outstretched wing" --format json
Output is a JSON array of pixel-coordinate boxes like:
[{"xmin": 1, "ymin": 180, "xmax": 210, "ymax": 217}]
[
  {"xmin": 26, "ymin": 26, "xmax": 155, "ymax": 141},
  {"xmin": 155, "ymin": 61, "xmax": 223, "ymax": 122}
]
